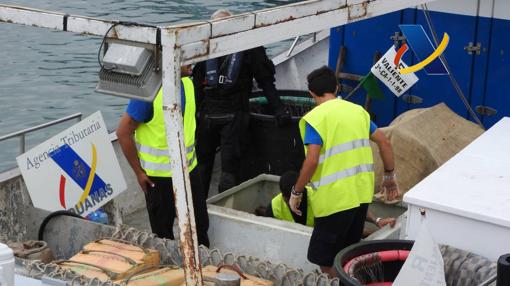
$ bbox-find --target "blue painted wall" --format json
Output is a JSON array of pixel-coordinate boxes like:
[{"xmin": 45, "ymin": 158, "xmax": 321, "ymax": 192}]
[
  {"xmin": 480, "ymin": 18, "xmax": 510, "ymax": 127},
  {"xmin": 329, "ymin": 7, "xmax": 509, "ymax": 128}
]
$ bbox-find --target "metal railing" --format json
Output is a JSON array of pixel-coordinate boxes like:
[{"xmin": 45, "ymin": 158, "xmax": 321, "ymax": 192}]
[
  {"xmin": 285, "ymin": 32, "xmax": 319, "ymax": 58},
  {"xmin": 0, "ymin": 113, "xmax": 82, "ymax": 155},
  {"xmin": 286, "ymin": 36, "xmax": 301, "ymax": 57}
]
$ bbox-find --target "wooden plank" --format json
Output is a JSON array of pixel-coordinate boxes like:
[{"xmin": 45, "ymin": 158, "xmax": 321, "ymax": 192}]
[
  {"xmin": 255, "ymin": 0, "xmax": 346, "ymax": 27},
  {"xmin": 210, "ymin": 12, "xmax": 255, "ymax": 37}
]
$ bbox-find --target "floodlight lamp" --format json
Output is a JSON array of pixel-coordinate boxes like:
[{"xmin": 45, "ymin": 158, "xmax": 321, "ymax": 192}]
[{"xmin": 95, "ymin": 41, "xmax": 161, "ymax": 102}]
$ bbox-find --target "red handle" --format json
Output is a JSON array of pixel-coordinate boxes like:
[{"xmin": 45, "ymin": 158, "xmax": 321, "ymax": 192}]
[{"xmin": 216, "ymin": 264, "xmax": 247, "ymax": 279}]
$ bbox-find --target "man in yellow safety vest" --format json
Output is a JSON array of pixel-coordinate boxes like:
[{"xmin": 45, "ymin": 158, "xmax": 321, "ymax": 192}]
[
  {"xmin": 116, "ymin": 66, "xmax": 209, "ymax": 246},
  {"xmin": 265, "ymin": 171, "xmax": 315, "ymax": 227},
  {"xmin": 265, "ymin": 172, "xmax": 396, "ymax": 231},
  {"xmin": 289, "ymin": 66, "xmax": 399, "ymax": 277}
]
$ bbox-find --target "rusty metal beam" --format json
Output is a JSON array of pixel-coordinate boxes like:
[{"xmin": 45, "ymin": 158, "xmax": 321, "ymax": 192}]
[
  {"xmin": 0, "ymin": 4, "xmax": 158, "ymax": 44},
  {"xmin": 180, "ymin": 0, "xmax": 439, "ymax": 64},
  {"xmin": 0, "ymin": 0, "xmax": 440, "ymax": 63},
  {"xmin": 160, "ymin": 29, "xmax": 203, "ymax": 286}
]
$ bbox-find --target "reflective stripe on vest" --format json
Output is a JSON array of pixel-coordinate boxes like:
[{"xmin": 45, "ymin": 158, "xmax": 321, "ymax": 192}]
[
  {"xmin": 319, "ymin": 139, "xmax": 371, "ymax": 164},
  {"xmin": 309, "ymin": 163, "xmax": 374, "ymax": 189},
  {"xmin": 139, "ymin": 152, "xmax": 197, "ymax": 172},
  {"xmin": 134, "ymin": 77, "xmax": 197, "ymax": 177},
  {"xmin": 137, "ymin": 143, "xmax": 195, "ymax": 157},
  {"xmin": 271, "ymin": 189, "xmax": 314, "ymax": 227},
  {"xmin": 299, "ymin": 98, "xmax": 375, "ymax": 217}
]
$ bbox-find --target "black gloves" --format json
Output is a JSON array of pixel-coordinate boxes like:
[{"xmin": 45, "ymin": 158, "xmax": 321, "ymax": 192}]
[{"xmin": 274, "ymin": 105, "xmax": 292, "ymax": 127}]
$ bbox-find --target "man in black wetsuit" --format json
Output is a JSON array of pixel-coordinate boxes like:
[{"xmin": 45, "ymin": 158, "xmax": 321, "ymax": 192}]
[{"xmin": 193, "ymin": 9, "xmax": 289, "ymax": 196}]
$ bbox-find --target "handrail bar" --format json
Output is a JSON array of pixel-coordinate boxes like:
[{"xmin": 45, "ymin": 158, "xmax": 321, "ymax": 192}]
[
  {"xmin": 286, "ymin": 36, "xmax": 300, "ymax": 58},
  {"xmin": 0, "ymin": 112, "xmax": 82, "ymax": 154}
]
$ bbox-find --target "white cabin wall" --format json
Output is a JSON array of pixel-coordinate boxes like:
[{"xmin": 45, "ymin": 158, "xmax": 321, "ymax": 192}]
[
  {"xmin": 479, "ymin": 0, "xmax": 495, "ymax": 19},
  {"xmin": 493, "ymin": 0, "xmax": 510, "ymax": 20},
  {"xmin": 273, "ymin": 31, "xmax": 330, "ymax": 91},
  {"xmin": 421, "ymin": 0, "xmax": 479, "ymax": 17},
  {"xmin": 420, "ymin": 0, "xmax": 509, "ymax": 20}
]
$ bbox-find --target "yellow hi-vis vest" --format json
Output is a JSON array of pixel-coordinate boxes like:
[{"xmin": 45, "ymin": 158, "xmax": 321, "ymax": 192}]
[
  {"xmin": 271, "ymin": 188, "xmax": 315, "ymax": 227},
  {"xmin": 134, "ymin": 77, "xmax": 197, "ymax": 177},
  {"xmin": 299, "ymin": 98, "xmax": 374, "ymax": 217}
]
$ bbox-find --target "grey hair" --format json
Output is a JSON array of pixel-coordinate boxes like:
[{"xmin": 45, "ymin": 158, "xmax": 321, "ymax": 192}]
[{"xmin": 211, "ymin": 9, "xmax": 233, "ymax": 20}]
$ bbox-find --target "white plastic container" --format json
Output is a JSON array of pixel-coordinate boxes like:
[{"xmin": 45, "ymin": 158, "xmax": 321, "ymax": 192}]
[{"xmin": 0, "ymin": 243, "xmax": 14, "ymax": 286}]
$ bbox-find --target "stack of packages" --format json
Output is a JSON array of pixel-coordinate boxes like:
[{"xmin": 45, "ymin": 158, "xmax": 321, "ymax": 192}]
[
  {"xmin": 59, "ymin": 239, "xmax": 273, "ymax": 286},
  {"xmin": 58, "ymin": 239, "xmax": 185, "ymax": 285}
]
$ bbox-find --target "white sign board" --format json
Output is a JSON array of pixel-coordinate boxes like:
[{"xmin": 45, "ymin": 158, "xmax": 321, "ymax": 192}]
[
  {"xmin": 394, "ymin": 224, "xmax": 446, "ymax": 286},
  {"xmin": 371, "ymin": 46, "xmax": 419, "ymax": 97},
  {"xmin": 16, "ymin": 111, "xmax": 127, "ymax": 217}
]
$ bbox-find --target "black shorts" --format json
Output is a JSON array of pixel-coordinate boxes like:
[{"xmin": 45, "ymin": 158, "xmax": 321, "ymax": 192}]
[{"xmin": 307, "ymin": 203, "xmax": 369, "ymax": 267}]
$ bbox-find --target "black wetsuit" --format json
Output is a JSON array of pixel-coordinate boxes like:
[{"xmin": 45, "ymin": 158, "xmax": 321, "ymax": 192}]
[{"xmin": 193, "ymin": 47, "xmax": 283, "ymax": 196}]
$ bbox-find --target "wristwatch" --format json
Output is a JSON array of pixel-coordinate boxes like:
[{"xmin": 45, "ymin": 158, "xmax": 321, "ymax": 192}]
[
  {"xmin": 383, "ymin": 171, "xmax": 396, "ymax": 180},
  {"xmin": 375, "ymin": 217, "xmax": 382, "ymax": 224},
  {"xmin": 291, "ymin": 186, "xmax": 303, "ymax": 196}
]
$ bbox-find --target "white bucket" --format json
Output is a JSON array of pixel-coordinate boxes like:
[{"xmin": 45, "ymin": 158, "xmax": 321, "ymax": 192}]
[{"xmin": 0, "ymin": 243, "xmax": 14, "ymax": 286}]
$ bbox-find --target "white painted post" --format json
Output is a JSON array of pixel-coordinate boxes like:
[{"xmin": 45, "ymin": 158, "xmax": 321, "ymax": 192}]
[{"xmin": 160, "ymin": 28, "xmax": 203, "ymax": 286}]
